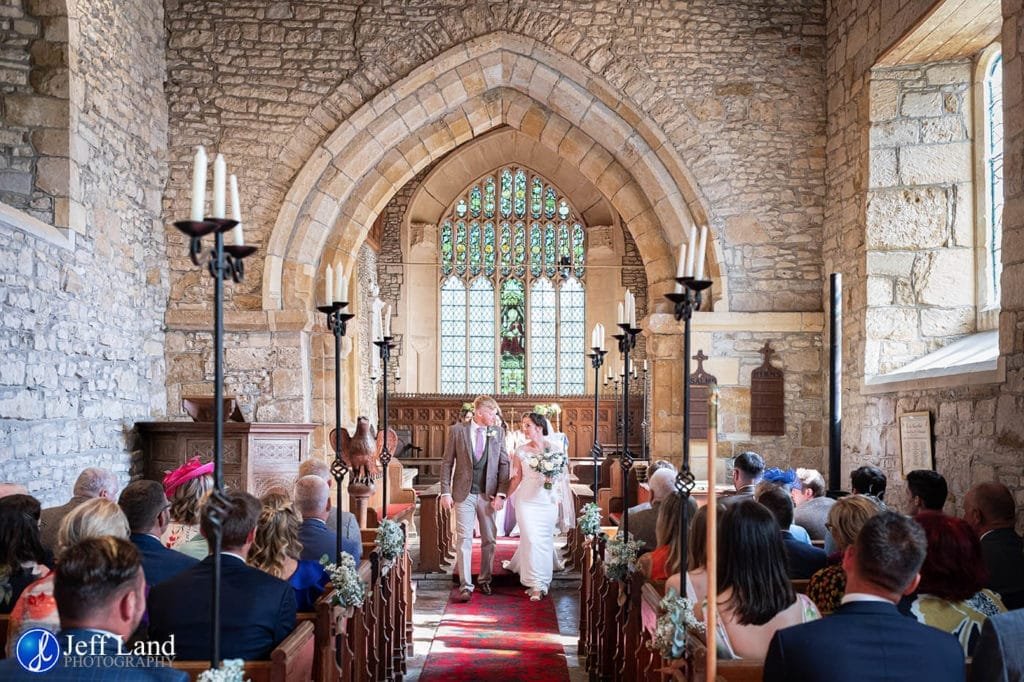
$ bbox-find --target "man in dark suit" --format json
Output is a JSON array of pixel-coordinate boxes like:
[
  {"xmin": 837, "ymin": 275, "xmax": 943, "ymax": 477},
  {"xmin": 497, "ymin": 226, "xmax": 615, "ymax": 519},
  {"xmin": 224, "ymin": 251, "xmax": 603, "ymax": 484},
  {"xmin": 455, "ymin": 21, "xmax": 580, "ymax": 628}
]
[
  {"xmin": 972, "ymin": 609, "xmax": 1024, "ymax": 681},
  {"xmin": 964, "ymin": 482, "xmax": 1024, "ymax": 610},
  {"xmin": 722, "ymin": 451, "xmax": 763, "ymax": 506},
  {"xmin": 39, "ymin": 468, "xmax": 119, "ymax": 552},
  {"xmin": 297, "ymin": 458, "xmax": 360, "ymax": 540},
  {"xmin": 0, "ymin": 536, "xmax": 186, "ymax": 680},
  {"xmin": 439, "ymin": 395, "xmax": 510, "ymax": 601},
  {"xmin": 294, "ymin": 475, "xmax": 361, "ymax": 564},
  {"xmin": 758, "ymin": 486, "xmax": 827, "ymax": 579},
  {"xmin": 764, "ymin": 512, "xmax": 964, "ymax": 682},
  {"xmin": 118, "ymin": 480, "xmax": 197, "ymax": 587},
  {"xmin": 148, "ymin": 491, "xmax": 297, "ymax": 661}
]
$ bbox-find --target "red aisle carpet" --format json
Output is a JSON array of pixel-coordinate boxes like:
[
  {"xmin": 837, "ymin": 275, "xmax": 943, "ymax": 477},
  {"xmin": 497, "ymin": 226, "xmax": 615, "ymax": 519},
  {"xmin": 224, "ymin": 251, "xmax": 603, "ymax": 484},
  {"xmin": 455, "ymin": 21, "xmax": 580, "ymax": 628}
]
[
  {"xmin": 417, "ymin": 581, "xmax": 571, "ymax": 682},
  {"xmin": 454, "ymin": 536, "xmax": 519, "ymax": 581}
]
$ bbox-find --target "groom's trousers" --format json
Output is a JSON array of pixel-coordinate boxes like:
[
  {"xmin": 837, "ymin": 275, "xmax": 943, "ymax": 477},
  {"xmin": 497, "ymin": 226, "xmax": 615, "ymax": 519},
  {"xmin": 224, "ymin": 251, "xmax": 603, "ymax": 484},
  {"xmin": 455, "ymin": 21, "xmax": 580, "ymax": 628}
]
[{"xmin": 454, "ymin": 492, "xmax": 497, "ymax": 591}]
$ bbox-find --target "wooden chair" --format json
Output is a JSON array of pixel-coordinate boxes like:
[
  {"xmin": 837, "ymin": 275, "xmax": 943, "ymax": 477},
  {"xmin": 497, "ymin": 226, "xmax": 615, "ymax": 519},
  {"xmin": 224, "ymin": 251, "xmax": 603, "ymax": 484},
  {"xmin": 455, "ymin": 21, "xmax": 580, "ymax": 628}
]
[
  {"xmin": 366, "ymin": 459, "xmax": 417, "ymax": 529},
  {"xmin": 171, "ymin": 620, "xmax": 315, "ymax": 682}
]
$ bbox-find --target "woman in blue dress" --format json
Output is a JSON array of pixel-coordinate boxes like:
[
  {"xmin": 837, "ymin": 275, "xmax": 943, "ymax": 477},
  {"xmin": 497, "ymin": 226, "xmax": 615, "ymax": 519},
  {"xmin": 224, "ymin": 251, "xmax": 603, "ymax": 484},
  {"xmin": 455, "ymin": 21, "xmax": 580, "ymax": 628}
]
[{"xmin": 250, "ymin": 492, "xmax": 330, "ymax": 612}]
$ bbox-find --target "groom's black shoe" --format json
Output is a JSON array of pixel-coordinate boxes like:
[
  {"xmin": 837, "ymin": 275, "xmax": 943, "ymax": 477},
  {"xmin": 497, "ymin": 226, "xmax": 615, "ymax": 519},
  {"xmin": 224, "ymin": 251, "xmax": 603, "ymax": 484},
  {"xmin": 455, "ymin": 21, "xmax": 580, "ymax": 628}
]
[
  {"xmin": 478, "ymin": 582, "xmax": 492, "ymax": 595},
  {"xmin": 457, "ymin": 588, "xmax": 472, "ymax": 602}
]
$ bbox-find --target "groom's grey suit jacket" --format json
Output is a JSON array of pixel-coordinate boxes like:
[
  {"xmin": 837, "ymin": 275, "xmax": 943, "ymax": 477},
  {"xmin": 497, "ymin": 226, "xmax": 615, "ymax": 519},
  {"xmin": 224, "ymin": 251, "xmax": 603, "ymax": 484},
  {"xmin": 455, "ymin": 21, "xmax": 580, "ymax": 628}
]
[{"xmin": 440, "ymin": 421, "xmax": 510, "ymax": 502}]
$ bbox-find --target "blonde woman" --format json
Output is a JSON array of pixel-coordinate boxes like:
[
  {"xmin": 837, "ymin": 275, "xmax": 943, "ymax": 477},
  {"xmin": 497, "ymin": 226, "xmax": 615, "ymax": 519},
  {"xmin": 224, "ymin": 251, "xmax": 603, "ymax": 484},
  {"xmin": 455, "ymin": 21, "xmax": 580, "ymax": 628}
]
[
  {"xmin": 6, "ymin": 498, "xmax": 130, "ymax": 654},
  {"xmin": 807, "ymin": 494, "xmax": 883, "ymax": 614},
  {"xmin": 161, "ymin": 457, "xmax": 214, "ymax": 559},
  {"xmin": 249, "ymin": 492, "xmax": 329, "ymax": 612}
]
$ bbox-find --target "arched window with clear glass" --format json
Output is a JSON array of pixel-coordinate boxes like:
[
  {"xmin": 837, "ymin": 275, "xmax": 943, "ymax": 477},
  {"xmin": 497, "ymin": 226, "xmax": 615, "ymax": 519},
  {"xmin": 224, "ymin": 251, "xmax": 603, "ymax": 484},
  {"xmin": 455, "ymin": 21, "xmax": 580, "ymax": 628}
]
[
  {"xmin": 983, "ymin": 51, "xmax": 1003, "ymax": 308},
  {"xmin": 438, "ymin": 167, "xmax": 586, "ymax": 395}
]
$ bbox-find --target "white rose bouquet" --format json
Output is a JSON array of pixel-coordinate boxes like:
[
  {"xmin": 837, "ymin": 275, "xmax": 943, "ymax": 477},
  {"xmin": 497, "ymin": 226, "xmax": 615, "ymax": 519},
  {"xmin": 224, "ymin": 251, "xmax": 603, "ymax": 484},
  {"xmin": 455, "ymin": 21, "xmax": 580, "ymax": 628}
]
[{"xmin": 527, "ymin": 438, "xmax": 568, "ymax": 490}]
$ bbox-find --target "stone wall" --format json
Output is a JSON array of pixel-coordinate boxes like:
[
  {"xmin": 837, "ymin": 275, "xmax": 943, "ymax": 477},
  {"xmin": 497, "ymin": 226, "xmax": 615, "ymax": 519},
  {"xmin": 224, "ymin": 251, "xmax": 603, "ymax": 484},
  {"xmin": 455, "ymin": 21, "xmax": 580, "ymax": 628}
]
[
  {"xmin": 0, "ymin": 0, "xmax": 67, "ymax": 226},
  {"xmin": 825, "ymin": 0, "xmax": 1023, "ymax": 519},
  {"xmin": 866, "ymin": 60, "xmax": 975, "ymax": 376},
  {"xmin": 0, "ymin": 0, "xmax": 167, "ymax": 504}
]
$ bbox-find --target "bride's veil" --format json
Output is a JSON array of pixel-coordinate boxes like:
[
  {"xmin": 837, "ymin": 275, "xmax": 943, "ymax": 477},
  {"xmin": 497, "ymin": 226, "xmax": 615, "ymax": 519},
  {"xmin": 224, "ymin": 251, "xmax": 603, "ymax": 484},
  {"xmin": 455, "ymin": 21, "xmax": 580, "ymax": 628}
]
[{"xmin": 542, "ymin": 431, "xmax": 576, "ymax": 532}]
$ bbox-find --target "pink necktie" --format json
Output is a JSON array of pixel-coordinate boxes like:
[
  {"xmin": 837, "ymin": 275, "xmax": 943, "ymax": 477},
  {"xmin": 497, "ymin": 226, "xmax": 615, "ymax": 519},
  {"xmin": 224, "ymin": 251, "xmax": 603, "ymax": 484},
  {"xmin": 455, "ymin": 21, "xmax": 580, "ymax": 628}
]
[{"xmin": 474, "ymin": 427, "xmax": 485, "ymax": 461}]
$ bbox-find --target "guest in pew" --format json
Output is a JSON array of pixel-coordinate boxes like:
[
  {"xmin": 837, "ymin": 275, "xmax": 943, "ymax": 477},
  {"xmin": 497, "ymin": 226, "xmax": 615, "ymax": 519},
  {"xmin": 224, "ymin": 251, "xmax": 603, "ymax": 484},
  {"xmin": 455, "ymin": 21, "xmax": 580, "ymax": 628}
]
[
  {"xmin": 0, "ymin": 494, "xmax": 51, "ymax": 615},
  {"xmin": 625, "ymin": 468, "xmax": 678, "ymax": 553},
  {"xmin": 638, "ymin": 490, "xmax": 698, "ymax": 583},
  {"xmin": 964, "ymin": 481, "xmax": 1024, "ymax": 610},
  {"xmin": 764, "ymin": 512, "xmax": 964, "ymax": 682},
  {"xmin": 6, "ymin": 497, "xmax": 130, "ymax": 654},
  {"xmin": 39, "ymin": 467, "xmax": 119, "ymax": 552},
  {"xmin": 295, "ymin": 460, "xmax": 361, "ymax": 546},
  {"xmin": 850, "ymin": 464, "xmax": 887, "ymax": 502},
  {"xmin": 119, "ymin": 480, "xmax": 198, "ymax": 587},
  {"xmin": 722, "ymin": 451, "xmax": 764, "ymax": 506},
  {"xmin": 906, "ymin": 469, "xmax": 948, "ymax": 515},
  {"xmin": 971, "ymin": 609, "xmax": 1024, "ymax": 682},
  {"xmin": 160, "ymin": 456, "xmax": 214, "ymax": 559},
  {"xmin": 757, "ymin": 486, "xmax": 827, "ymax": 580},
  {"xmin": 906, "ymin": 512, "xmax": 1006, "ymax": 656},
  {"xmin": 250, "ymin": 492, "xmax": 330, "ymax": 612},
  {"xmin": 0, "ymin": 537, "xmax": 188, "ymax": 681},
  {"xmin": 294, "ymin": 475, "xmax": 362, "ymax": 565},
  {"xmin": 792, "ymin": 468, "xmax": 835, "ymax": 542},
  {"xmin": 665, "ymin": 502, "xmax": 722, "ymax": 605},
  {"xmin": 704, "ymin": 500, "xmax": 820, "ymax": 659},
  {"xmin": 755, "ymin": 474, "xmax": 813, "ymax": 544},
  {"xmin": 807, "ymin": 494, "xmax": 881, "ymax": 615},
  {"xmin": 148, "ymin": 491, "xmax": 297, "ymax": 660}
]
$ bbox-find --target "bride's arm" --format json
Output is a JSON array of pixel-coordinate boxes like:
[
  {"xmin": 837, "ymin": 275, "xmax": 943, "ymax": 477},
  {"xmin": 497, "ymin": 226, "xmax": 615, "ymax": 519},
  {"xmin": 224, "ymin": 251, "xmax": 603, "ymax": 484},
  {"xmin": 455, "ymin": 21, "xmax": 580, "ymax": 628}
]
[{"xmin": 506, "ymin": 456, "xmax": 523, "ymax": 497}]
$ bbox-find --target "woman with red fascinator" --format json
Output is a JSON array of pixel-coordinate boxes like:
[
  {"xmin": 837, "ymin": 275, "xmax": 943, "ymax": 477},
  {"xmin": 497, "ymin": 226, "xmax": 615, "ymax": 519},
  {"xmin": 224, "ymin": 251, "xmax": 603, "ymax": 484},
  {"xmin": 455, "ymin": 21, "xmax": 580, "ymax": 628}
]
[{"xmin": 160, "ymin": 457, "xmax": 214, "ymax": 559}]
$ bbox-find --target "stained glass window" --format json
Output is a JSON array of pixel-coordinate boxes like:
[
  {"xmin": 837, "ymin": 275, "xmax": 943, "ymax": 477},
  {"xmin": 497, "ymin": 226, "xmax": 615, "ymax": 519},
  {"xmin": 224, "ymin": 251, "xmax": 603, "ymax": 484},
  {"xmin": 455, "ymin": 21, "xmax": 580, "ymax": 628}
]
[
  {"xmin": 437, "ymin": 166, "xmax": 586, "ymax": 394},
  {"xmin": 985, "ymin": 53, "xmax": 1004, "ymax": 306}
]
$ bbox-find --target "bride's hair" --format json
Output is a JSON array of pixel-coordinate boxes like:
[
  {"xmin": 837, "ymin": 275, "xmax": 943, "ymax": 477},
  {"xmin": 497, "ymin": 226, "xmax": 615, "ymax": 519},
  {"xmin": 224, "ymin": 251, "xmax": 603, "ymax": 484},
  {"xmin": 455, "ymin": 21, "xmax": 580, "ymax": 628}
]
[{"xmin": 524, "ymin": 412, "xmax": 549, "ymax": 436}]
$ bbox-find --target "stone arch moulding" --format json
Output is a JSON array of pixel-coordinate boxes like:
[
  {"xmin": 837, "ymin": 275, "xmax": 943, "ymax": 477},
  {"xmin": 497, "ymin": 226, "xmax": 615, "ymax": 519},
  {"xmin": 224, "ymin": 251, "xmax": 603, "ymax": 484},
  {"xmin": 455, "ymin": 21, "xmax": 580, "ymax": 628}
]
[{"xmin": 262, "ymin": 32, "xmax": 730, "ymax": 315}]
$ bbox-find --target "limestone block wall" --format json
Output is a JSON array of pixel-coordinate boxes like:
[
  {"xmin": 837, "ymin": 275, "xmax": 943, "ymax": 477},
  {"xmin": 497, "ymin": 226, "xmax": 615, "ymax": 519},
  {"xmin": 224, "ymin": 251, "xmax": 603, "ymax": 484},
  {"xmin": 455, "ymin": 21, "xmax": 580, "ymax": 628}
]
[
  {"xmin": 0, "ymin": 0, "xmax": 67, "ymax": 226},
  {"xmin": 866, "ymin": 61, "xmax": 975, "ymax": 376},
  {"xmin": 0, "ymin": 0, "xmax": 167, "ymax": 504},
  {"xmin": 825, "ymin": 0, "xmax": 1023, "ymax": 519}
]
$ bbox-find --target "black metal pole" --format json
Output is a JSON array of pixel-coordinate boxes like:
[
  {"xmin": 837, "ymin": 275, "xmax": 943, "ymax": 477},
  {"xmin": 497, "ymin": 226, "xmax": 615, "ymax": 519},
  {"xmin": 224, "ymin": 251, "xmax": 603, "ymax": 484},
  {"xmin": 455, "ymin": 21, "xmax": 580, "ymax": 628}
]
[
  {"xmin": 212, "ymin": 230, "xmax": 224, "ymax": 668},
  {"xmin": 318, "ymin": 304, "xmax": 353, "ymax": 561},
  {"xmin": 588, "ymin": 349, "xmax": 606, "ymax": 495},
  {"xmin": 375, "ymin": 338, "xmax": 394, "ymax": 519},
  {"xmin": 829, "ymin": 273, "xmax": 842, "ymax": 493},
  {"xmin": 641, "ymin": 364, "xmax": 648, "ymax": 463},
  {"xmin": 614, "ymin": 325, "xmax": 639, "ymax": 541}
]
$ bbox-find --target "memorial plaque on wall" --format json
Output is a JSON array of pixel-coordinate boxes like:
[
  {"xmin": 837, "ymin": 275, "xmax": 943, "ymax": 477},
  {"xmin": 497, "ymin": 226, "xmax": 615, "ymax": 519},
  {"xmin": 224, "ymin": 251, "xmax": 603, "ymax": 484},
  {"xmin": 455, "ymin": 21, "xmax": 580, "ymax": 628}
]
[
  {"xmin": 751, "ymin": 341, "xmax": 785, "ymax": 436},
  {"xmin": 689, "ymin": 350, "xmax": 718, "ymax": 440}
]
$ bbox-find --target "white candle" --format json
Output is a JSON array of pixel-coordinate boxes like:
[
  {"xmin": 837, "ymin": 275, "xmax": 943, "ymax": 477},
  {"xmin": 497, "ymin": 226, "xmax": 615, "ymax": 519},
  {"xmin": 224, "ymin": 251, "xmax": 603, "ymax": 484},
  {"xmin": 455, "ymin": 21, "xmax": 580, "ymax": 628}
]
[
  {"xmin": 676, "ymin": 242, "xmax": 687, "ymax": 278},
  {"xmin": 599, "ymin": 323, "xmax": 606, "ymax": 351},
  {"xmin": 382, "ymin": 304, "xmax": 392, "ymax": 338},
  {"xmin": 229, "ymin": 174, "xmax": 244, "ymax": 245},
  {"xmin": 324, "ymin": 265, "xmax": 333, "ymax": 307},
  {"xmin": 335, "ymin": 271, "xmax": 347, "ymax": 304},
  {"xmin": 695, "ymin": 225, "xmax": 709, "ymax": 280},
  {"xmin": 591, "ymin": 324, "xmax": 598, "ymax": 349},
  {"xmin": 629, "ymin": 292, "xmax": 637, "ymax": 328},
  {"xmin": 617, "ymin": 301, "xmax": 625, "ymax": 325},
  {"xmin": 644, "ymin": 359, "xmax": 648, "ymax": 372},
  {"xmin": 190, "ymin": 146, "xmax": 207, "ymax": 221},
  {"xmin": 212, "ymin": 154, "xmax": 226, "ymax": 219},
  {"xmin": 674, "ymin": 281, "xmax": 684, "ymax": 294},
  {"xmin": 685, "ymin": 224, "xmax": 697, "ymax": 277}
]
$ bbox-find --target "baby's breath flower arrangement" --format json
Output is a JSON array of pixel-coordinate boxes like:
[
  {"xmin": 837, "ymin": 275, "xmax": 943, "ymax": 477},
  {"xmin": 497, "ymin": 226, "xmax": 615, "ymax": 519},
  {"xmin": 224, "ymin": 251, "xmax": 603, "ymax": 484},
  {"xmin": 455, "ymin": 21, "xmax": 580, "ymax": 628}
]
[
  {"xmin": 198, "ymin": 659, "xmax": 249, "ymax": 682},
  {"xmin": 603, "ymin": 533, "xmax": 644, "ymax": 582},
  {"xmin": 650, "ymin": 588, "xmax": 706, "ymax": 660},
  {"xmin": 577, "ymin": 502, "xmax": 602, "ymax": 538},
  {"xmin": 320, "ymin": 552, "xmax": 366, "ymax": 608},
  {"xmin": 375, "ymin": 518, "xmax": 405, "ymax": 561}
]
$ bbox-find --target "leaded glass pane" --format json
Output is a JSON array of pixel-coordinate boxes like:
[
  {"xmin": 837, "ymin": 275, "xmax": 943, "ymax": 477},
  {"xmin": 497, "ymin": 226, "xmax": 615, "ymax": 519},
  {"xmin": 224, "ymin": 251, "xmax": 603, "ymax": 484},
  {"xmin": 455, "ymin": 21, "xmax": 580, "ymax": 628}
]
[
  {"xmin": 483, "ymin": 221, "xmax": 496, "ymax": 276},
  {"xmin": 500, "ymin": 279, "xmax": 526, "ymax": 394},
  {"xmin": 573, "ymin": 223, "xmax": 585, "ymax": 277},
  {"xmin": 469, "ymin": 186, "xmax": 482, "ymax": 217},
  {"xmin": 544, "ymin": 186, "xmax": 557, "ymax": 218},
  {"xmin": 514, "ymin": 221, "xmax": 526, "ymax": 277},
  {"xmin": 986, "ymin": 54, "xmax": 1004, "ymax": 304},
  {"xmin": 559, "ymin": 224, "xmax": 570, "ymax": 262},
  {"xmin": 454, "ymin": 220, "xmax": 467, "ymax": 276},
  {"xmin": 559, "ymin": 278, "xmax": 586, "ymax": 395},
  {"xmin": 529, "ymin": 278, "xmax": 557, "ymax": 394},
  {"xmin": 500, "ymin": 222, "xmax": 512, "ymax": 276},
  {"xmin": 544, "ymin": 222, "xmax": 556, "ymax": 277},
  {"xmin": 440, "ymin": 220, "xmax": 453, "ymax": 275},
  {"xmin": 440, "ymin": 276, "xmax": 466, "ymax": 393},
  {"xmin": 514, "ymin": 169, "xmax": 527, "ymax": 218},
  {"xmin": 500, "ymin": 168, "xmax": 513, "ymax": 218},
  {"xmin": 529, "ymin": 222, "xmax": 543, "ymax": 277},
  {"xmin": 483, "ymin": 176, "xmax": 496, "ymax": 218},
  {"xmin": 531, "ymin": 177, "xmax": 543, "ymax": 218},
  {"xmin": 468, "ymin": 278, "xmax": 495, "ymax": 393},
  {"xmin": 468, "ymin": 221, "xmax": 481, "ymax": 276}
]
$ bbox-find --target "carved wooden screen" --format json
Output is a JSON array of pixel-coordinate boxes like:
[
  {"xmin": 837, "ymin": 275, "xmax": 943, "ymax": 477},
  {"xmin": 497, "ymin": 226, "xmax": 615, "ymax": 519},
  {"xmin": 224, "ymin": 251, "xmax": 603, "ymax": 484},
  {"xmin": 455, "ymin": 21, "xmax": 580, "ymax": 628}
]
[{"xmin": 751, "ymin": 341, "xmax": 785, "ymax": 436}]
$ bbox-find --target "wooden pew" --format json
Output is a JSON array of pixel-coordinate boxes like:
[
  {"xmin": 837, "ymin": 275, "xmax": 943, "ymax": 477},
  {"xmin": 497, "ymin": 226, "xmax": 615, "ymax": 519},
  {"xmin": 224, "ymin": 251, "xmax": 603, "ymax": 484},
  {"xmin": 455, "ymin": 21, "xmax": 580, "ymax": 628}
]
[
  {"xmin": 417, "ymin": 484, "xmax": 454, "ymax": 573},
  {"xmin": 171, "ymin": 620, "xmax": 315, "ymax": 682}
]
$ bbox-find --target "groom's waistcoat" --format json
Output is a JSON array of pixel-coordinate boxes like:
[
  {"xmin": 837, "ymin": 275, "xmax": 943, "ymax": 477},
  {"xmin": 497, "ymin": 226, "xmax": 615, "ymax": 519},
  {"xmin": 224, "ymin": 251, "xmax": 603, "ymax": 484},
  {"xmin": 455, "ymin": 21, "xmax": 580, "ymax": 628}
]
[{"xmin": 470, "ymin": 442, "xmax": 487, "ymax": 494}]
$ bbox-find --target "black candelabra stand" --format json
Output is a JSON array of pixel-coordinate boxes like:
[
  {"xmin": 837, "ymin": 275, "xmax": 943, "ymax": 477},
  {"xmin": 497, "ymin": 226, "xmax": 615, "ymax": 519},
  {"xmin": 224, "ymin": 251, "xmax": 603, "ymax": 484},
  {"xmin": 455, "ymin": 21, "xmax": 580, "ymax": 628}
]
[
  {"xmin": 610, "ymin": 375, "xmax": 620, "ymax": 467},
  {"xmin": 374, "ymin": 336, "xmax": 395, "ymax": 519},
  {"xmin": 641, "ymin": 363, "xmax": 649, "ymax": 462},
  {"xmin": 317, "ymin": 301, "xmax": 355, "ymax": 562},
  {"xmin": 586, "ymin": 348, "xmax": 607, "ymax": 495},
  {"xmin": 173, "ymin": 216, "xmax": 257, "ymax": 668},
  {"xmin": 612, "ymin": 323, "xmax": 641, "ymax": 541},
  {"xmin": 665, "ymin": 275, "xmax": 712, "ymax": 566}
]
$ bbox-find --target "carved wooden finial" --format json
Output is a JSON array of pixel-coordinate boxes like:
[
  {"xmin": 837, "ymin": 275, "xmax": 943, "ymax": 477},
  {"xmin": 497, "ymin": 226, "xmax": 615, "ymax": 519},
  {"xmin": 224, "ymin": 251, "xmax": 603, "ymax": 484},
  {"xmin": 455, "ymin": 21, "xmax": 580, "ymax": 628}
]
[{"xmin": 758, "ymin": 341, "xmax": 775, "ymax": 367}]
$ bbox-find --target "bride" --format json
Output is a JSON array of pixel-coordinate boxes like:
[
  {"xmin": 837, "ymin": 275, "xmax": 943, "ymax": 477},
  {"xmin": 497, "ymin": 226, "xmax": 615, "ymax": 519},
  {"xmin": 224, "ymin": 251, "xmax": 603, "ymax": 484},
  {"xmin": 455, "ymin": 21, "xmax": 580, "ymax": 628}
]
[{"xmin": 503, "ymin": 412, "xmax": 573, "ymax": 600}]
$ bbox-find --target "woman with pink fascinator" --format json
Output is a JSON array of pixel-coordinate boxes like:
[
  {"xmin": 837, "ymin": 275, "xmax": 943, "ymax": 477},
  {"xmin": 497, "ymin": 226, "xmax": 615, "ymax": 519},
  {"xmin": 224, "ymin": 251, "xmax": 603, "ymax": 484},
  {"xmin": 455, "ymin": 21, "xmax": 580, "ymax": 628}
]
[{"xmin": 160, "ymin": 457, "xmax": 214, "ymax": 559}]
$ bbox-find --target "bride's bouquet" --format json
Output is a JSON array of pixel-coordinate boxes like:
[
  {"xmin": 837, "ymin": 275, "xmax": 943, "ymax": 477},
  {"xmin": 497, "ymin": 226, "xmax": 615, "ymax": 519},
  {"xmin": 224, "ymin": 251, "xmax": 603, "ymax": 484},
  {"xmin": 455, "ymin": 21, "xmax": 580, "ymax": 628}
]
[{"xmin": 526, "ymin": 438, "xmax": 568, "ymax": 490}]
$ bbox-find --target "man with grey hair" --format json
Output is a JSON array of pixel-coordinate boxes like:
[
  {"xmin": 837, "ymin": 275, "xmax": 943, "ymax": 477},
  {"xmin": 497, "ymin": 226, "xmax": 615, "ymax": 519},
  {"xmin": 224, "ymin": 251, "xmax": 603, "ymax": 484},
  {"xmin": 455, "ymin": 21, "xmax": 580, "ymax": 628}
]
[
  {"xmin": 624, "ymin": 468, "xmax": 678, "ymax": 552},
  {"xmin": 294, "ymin": 474, "xmax": 361, "ymax": 564},
  {"xmin": 296, "ymin": 456, "xmax": 360, "ymax": 540},
  {"xmin": 40, "ymin": 467, "xmax": 120, "ymax": 551},
  {"xmin": 792, "ymin": 467, "xmax": 835, "ymax": 542}
]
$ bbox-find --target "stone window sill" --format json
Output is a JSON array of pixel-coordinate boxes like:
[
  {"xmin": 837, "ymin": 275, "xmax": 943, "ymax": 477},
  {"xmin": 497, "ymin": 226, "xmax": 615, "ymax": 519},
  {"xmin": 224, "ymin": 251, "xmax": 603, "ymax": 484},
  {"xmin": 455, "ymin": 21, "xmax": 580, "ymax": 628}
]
[
  {"xmin": 0, "ymin": 201, "xmax": 74, "ymax": 250},
  {"xmin": 862, "ymin": 330, "xmax": 1003, "ymax": 395}
]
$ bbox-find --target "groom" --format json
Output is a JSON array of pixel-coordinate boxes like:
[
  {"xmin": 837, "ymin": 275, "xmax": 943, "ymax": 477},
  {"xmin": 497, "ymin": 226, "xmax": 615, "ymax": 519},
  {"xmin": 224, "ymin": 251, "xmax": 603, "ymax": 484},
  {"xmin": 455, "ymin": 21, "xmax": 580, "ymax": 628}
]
[{"xmin": 440, "ymin": 394, "xmax": 510, "ymax": 601}]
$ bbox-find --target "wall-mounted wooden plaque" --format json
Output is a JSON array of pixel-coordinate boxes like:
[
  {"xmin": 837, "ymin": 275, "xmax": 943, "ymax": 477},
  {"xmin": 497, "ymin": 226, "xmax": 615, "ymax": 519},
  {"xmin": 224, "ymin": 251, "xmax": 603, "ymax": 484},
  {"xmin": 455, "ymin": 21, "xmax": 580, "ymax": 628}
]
[
  {"xmin": 751, "ymin": 341, "xmax": 785, "ymax": 436},
  {"xmin": 689, "ymin": 350, "xmax": 717, "ymax": 440}
]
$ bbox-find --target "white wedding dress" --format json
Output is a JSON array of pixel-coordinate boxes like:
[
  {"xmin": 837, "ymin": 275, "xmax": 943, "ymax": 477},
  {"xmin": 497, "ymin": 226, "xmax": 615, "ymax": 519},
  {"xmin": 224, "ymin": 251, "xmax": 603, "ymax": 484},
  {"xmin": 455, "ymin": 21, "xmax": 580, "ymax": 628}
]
[{"xmin": 502, "ymin": 442, "xmax": 567, "ymax": 593}]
